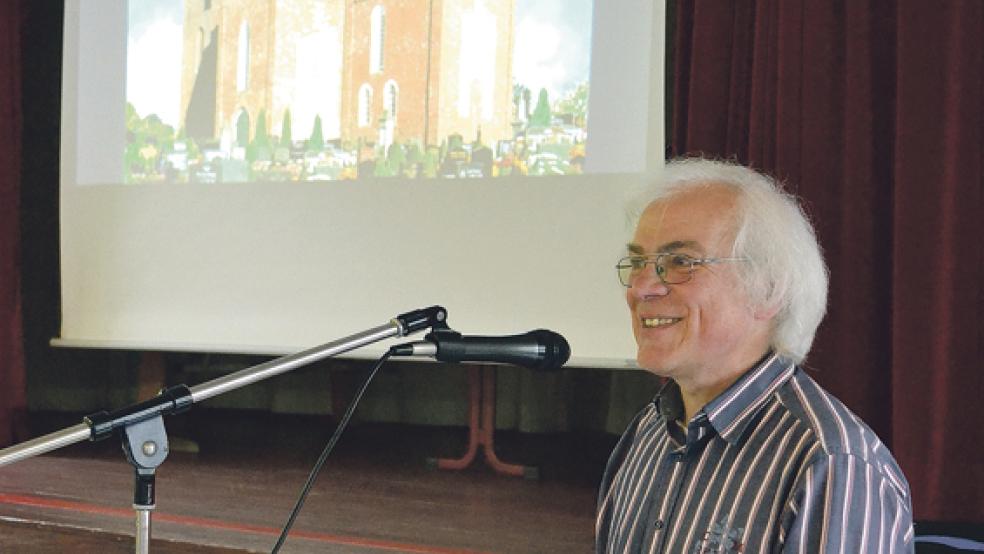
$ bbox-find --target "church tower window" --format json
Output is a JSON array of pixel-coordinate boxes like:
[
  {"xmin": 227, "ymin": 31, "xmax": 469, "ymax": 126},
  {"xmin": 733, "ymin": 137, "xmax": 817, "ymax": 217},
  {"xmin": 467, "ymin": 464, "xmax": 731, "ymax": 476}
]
[
  {"xmin": 369, "ymin": 5, "xmax": 385, "ymax": 74},
  {"xmin": 384, "ymin": 80, "xmax": 398, "ymax": 121},
  {"xmin": 358, "ymin": 84, "xmax": 373, "ymax": 128}
]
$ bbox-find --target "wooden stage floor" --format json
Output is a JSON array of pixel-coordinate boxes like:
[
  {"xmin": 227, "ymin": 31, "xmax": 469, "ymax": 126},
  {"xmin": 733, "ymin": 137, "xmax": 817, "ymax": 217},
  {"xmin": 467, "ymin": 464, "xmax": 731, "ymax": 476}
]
[{"xmin": 0, "ymin": 412, "xmax": 612, "ymax": 553}]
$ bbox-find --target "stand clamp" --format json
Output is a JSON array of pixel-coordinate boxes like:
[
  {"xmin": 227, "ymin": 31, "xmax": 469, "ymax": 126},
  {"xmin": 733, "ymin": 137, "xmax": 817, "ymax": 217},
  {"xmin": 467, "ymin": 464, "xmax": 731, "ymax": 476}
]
[
  {"xmin": 122, "ymin": 415, "xmax": 170, "ymax": 554},
  {"xmin": 83, "ymin": 386, "xmax": 189, "ymax": 554}
]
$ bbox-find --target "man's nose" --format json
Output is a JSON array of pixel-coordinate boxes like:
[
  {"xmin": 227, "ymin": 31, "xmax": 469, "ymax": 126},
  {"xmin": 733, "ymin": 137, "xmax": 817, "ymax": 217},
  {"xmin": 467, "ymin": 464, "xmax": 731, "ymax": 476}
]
[{"xmin": 629, "ymin": 263, "xmax": 671, "ymax": 297}]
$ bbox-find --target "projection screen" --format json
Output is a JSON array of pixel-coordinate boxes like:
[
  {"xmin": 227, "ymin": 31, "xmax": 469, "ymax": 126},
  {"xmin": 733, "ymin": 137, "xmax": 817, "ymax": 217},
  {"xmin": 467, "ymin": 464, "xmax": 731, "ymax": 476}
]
[{"xmin": 57, "ymin": 0, "xmax": 665, "ymax": 368}]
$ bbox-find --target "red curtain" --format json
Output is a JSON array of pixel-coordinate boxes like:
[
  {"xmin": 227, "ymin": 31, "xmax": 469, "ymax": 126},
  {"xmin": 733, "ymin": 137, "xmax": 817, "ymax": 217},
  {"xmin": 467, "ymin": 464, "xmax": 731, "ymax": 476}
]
[
  {"xmin": 0, "ymin": 0, "xmax": 27, "ymax": 447},
  {"xmin": 672, "ymin": 0, "xmax": 983, "ymax": 522}
]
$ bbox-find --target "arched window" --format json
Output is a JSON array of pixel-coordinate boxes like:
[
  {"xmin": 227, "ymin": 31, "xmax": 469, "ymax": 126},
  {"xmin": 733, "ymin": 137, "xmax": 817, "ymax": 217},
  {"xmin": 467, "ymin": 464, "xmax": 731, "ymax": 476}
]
[
  {"xmin": 236, "ymin": 21, "xmax": 250, "ymax": 92},
  {"xmin": 383, "ymin": 80, "xmax": 398, "ymax": 121},
  {"xmin": 369, "ymin": 5, "xmax": 385, "ymax": 74},
  {"xmin": 358, "ymin": 84, "xmax": 373, "ymax": 128}
]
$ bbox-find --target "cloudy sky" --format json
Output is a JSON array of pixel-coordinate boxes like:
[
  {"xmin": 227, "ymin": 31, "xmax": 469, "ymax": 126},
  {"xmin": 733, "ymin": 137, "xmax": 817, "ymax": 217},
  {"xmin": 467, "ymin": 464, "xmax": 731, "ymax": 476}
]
[
  {"xmin": 512, "ymin": 0, "xmax": 593, "ymax": 102},
  {"xmin": 126, "ymin": 0, "xmax": 184, "ymax": 128}
]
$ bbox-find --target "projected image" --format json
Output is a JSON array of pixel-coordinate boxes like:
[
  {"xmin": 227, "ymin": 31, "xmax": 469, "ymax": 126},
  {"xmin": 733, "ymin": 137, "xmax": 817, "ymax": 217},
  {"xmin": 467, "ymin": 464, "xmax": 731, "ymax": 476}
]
[{"xmin": 125, "ymin": 0, "xmax": 592, "ymax": 184}]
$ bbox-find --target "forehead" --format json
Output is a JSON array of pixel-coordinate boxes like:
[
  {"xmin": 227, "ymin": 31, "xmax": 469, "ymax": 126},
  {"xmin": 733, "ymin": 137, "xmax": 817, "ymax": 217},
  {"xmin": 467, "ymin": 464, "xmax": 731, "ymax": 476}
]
[{"xmin": 631, "ymin": 184, "xmax": 740, "ymax": 252}]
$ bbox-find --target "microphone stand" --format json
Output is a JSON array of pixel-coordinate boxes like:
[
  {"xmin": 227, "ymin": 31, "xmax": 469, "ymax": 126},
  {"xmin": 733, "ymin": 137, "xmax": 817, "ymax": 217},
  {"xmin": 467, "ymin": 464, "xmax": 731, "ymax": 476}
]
[{"xmin": 0, "ymin": 306, "xmax": 447, "ymax": 554}]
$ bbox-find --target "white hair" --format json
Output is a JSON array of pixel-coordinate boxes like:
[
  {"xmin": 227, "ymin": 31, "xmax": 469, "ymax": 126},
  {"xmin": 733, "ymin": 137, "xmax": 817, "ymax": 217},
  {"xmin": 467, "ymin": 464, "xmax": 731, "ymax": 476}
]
[{"xmin": 631, "ymin": 157, "xmax": 829, "ymax": 363}]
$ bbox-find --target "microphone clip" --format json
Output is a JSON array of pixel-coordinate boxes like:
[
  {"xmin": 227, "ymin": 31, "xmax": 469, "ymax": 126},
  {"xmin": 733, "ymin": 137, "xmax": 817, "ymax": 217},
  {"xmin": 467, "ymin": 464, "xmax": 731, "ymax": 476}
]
[
  {"xmin": 394, "ymin": 306, "xmax": 449, "ymax": 336},
  {"xmin": 389, "ymin": 324, "xmax": 457, "ymax": 358},
  {"xmin": 424, "ymin": 325, "xmax": 458, "ymax": 342}
]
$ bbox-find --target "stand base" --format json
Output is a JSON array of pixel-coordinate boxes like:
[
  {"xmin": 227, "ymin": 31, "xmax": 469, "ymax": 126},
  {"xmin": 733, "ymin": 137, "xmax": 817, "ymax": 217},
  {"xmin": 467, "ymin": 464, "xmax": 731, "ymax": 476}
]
[{"xmin": 428, "ymin": 367, "xmax": 539, "ymax": 480}]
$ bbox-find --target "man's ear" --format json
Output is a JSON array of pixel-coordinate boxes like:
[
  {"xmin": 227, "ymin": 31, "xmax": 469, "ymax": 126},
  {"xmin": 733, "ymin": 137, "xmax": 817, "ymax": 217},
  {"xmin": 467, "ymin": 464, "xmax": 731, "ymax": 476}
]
[{"xmin": 752, "ymin": 298, "xmax": 782, "ymax": 321}]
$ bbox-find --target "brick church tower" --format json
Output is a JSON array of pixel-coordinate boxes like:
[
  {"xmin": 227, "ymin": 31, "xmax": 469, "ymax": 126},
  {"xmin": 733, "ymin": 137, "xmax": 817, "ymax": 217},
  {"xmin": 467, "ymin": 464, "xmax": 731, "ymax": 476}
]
[{"xmin": 180, "ymin": 0, "xmax": 514, "ymax": 155}]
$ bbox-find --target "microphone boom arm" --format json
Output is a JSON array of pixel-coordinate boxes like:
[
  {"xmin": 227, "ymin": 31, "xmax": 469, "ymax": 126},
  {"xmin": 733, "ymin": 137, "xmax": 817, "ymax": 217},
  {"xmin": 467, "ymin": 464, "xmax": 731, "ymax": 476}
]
[{"xmin": 0, "ymin": 306, "xmax": 448, "ymax": 467}]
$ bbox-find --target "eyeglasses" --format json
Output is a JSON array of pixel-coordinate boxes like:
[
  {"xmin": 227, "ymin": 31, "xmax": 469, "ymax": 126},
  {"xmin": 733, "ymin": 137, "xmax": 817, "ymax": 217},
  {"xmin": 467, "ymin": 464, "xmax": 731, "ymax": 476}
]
[{"xmin": 616, "ymin": 253, "xmax": 748, "ymax": 287}]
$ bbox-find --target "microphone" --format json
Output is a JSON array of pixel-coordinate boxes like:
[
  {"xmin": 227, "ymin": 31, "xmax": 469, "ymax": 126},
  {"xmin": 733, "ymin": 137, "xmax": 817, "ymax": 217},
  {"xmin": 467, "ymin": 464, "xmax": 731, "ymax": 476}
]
[{"xmin": 390, "ymin": 329, "xmax": 571, "ymax": 370}]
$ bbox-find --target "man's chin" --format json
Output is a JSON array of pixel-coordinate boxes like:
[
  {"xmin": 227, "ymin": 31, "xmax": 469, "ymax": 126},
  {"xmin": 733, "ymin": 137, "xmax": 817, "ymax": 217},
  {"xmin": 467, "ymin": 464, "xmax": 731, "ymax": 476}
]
[{"xmin": 635, "ymin": 352, "xmax": 676, "ymax": 375}]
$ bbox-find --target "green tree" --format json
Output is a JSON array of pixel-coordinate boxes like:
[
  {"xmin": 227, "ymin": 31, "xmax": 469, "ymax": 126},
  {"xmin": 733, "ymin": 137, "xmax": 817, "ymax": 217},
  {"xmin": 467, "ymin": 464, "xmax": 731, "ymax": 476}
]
[
  {"xmin": 124, "ymin": 103, "xmax": 144, "ymax": 178},
  {"xmin": 124, "ymin": 102, "xmax": 177, "ymax": 181},
  {"xmin": 422, "ymin": 146, "xmax": 440, "ymax": 178},
  {"xmin": 280, "ymin": 109, "xmax": 292, "ymax": 148},
  {"xmin": 556, "ymin": 82, "xmax": 589, "ymax": 128},
  {"xmin": 254, "ymin": 109, "xmax": 269, "ymax": 145},
  {"xmin": 139, "ymin": 114, "xmax": 176, "ymax": 151},
  {"xmin": 248, "ymin": 109, "xmax": 272, "ymax": 161},
  {"xmin": 373, "ymin": 158, "xmax": 396, "ymax": 177},
  {"xmin": 126, "ymin": 102, "xmax": 141, "ymax": 130},
  {"xmin": 307, "ymin": 115, "xmax": 324, "ymax": 152},
  {"xmin": 513, "ymin": 83, "xmax": 531, "ymax": 121},
  {"xmin": 405, "ymin": 141, "xmax": 422, "ymax": 165},
  {"xmin": 530, "ymin": 88, "xmax": 552, "ymax": 127},
  {"xmin": 386, "ymin": 141, "xmax": 406, "ymax": 173},
  {"xmin": 236, "ymin": 112, "xmax": 250, "ymax": 147},
  {"xmin": 183, "ymin": 136, "xmax": 201, "ymax": 162}
]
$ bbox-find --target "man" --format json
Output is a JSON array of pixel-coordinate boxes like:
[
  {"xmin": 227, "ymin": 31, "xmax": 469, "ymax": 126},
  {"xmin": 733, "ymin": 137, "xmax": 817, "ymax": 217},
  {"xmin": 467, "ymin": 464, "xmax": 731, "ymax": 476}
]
[{"xmin": 596, "ymin": 158, "xmax": 913, "ymax": 553}]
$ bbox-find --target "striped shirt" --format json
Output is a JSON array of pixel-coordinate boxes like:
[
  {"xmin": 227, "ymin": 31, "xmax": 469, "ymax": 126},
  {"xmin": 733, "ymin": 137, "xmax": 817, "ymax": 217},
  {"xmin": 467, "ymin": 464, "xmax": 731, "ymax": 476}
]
[{"xmin": 596, "ymin": 353, "xmax": 914, "ymax": 553}]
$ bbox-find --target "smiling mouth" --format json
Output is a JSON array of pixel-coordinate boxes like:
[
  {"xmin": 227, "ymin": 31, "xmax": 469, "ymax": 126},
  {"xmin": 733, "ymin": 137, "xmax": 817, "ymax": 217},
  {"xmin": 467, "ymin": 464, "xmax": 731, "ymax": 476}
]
[{"xmin": 641, "ymin": 317, "xmax": 682, "ymax": 328}]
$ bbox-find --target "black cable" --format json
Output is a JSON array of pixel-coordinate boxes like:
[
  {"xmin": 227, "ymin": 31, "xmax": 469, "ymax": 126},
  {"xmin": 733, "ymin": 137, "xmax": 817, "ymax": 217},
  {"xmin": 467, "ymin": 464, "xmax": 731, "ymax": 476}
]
[{"xmin": 270, "ymin": 349, "xmax": 393, "ymax": 553}]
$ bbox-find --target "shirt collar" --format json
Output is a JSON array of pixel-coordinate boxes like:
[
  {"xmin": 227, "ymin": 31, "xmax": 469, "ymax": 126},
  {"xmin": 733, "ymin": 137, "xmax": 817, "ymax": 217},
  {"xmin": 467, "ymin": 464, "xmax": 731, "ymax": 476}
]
[
  {"xmin": 704, "ymin": 352, "xmax": 796, "ymax": 443},
  {"xmin": 654, "ymin": 352, "xmax": 797, "ymax": 445},
  {"xmin": 652, "ymin": 380, "xmax": 694, "ymax": 446}
]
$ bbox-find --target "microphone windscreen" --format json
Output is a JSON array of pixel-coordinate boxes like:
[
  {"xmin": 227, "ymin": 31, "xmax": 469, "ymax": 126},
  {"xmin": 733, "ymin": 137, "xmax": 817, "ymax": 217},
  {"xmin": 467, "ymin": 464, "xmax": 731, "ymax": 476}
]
[{"xmin": 530, "ymin": 329, "xmax": 571, "ymax": 370}]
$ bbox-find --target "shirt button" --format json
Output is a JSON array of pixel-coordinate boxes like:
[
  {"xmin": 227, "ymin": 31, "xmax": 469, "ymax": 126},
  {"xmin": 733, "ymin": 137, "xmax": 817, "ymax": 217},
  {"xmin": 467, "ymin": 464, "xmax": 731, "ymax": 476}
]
[{"xmin": 654, "ymin": 520, "xmax": 665, "ymax": 530}]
